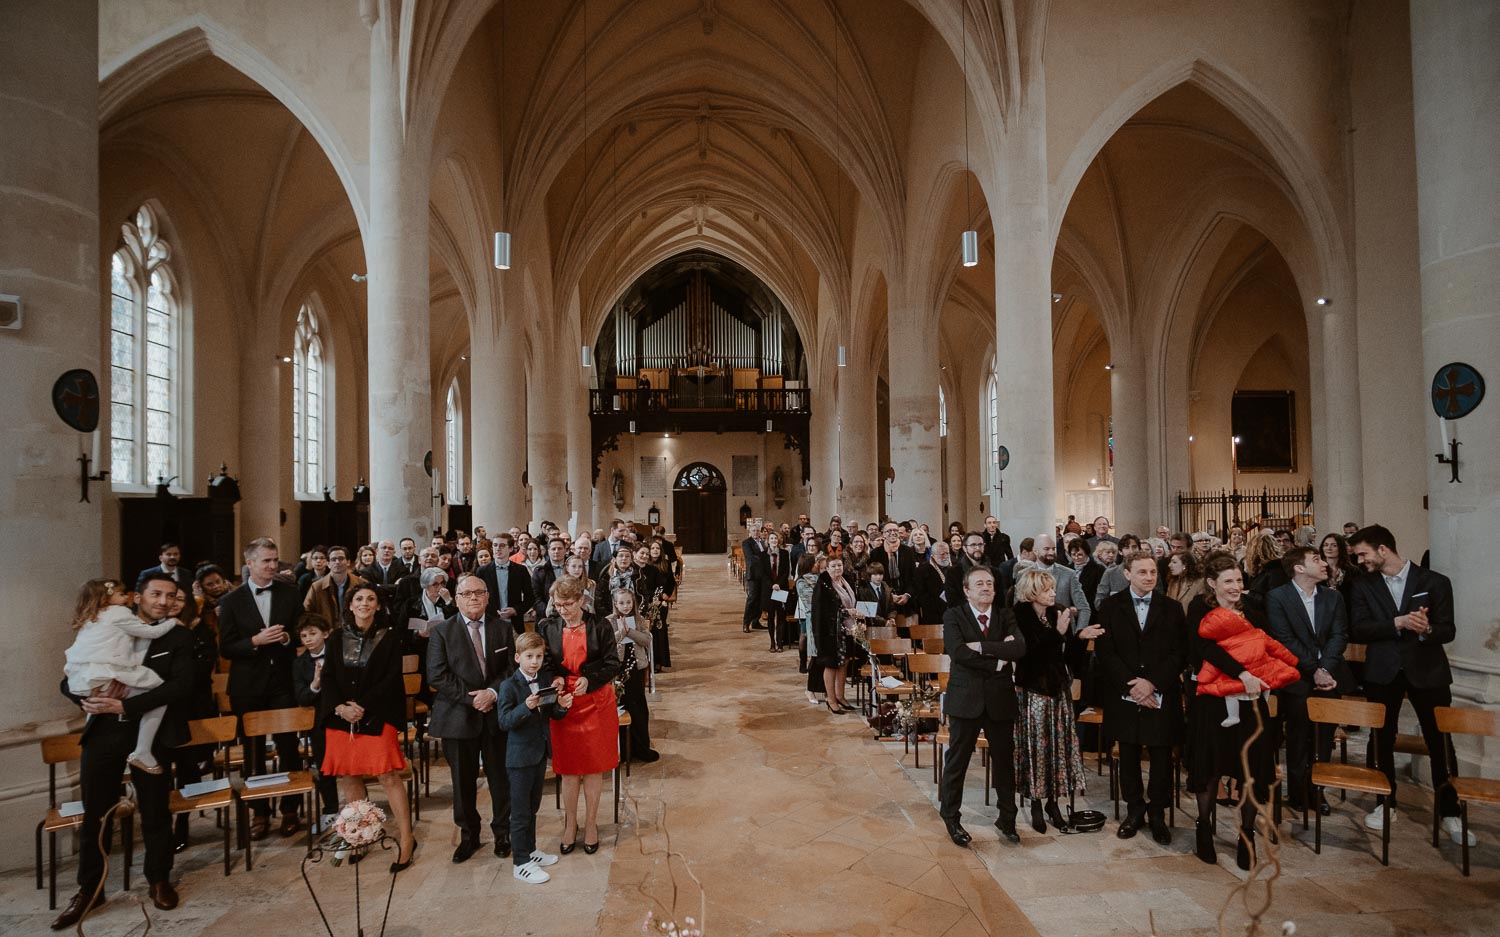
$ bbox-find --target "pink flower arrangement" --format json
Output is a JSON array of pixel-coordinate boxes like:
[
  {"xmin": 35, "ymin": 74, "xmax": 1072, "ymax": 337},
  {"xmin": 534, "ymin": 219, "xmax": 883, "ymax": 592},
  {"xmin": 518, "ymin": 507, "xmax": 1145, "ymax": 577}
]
[{"xmin": 331, "ymin": 799, "xmax": 386, "ymax": 848}]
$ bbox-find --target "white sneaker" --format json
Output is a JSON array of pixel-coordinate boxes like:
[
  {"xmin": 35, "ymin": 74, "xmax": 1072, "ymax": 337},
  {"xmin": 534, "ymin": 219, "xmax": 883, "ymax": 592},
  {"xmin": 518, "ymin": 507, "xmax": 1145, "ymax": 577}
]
[
  {"xmin": 1442, "ymin": 816, "xmax": 1478, "ymax": 847},
  {"xmin": 1364, "ymin": 806, "xmax": 1395, "ymax": 830},
  {"xmin": 513, "ymin": 860, "xmax": 550, "ymax": 884},
  {"xmin": 529, "ymin": 849, "xmax": 559, "ymax": 867},
  {"xmin": 317, "ymin": 813, "xmax": 337, "ymax": 834}
]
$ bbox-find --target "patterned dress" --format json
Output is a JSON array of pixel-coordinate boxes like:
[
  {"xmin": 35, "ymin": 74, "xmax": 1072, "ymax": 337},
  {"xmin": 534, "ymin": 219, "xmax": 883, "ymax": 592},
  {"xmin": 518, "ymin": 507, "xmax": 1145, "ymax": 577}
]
[{"xmin": 1011, "ymin": 603, "xmax": 1088, "ymax": 800}]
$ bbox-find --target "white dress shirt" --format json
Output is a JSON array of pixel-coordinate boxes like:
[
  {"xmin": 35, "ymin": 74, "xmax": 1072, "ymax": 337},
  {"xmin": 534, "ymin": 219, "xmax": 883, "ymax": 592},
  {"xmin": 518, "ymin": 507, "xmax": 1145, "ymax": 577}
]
[
  {"xmin": 1297, "ymin": 581, "xmax": 1318, "ymax": 630},
  {"xmin": 1384, "ymin": 561, "xmax": 1411, "ymax": 609},
  {"xmin": 1129, "ymin": 589, "xmax": 1152, "ymax": 629}
]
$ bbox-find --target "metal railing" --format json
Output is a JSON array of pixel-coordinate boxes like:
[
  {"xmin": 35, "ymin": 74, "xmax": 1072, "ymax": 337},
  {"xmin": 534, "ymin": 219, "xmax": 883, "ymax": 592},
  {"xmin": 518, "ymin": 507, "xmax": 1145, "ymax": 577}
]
[
  {"xmin": 589, "ymin": 388, "xmax": 809, "ymax": 415},
  {"xmin": 1175, "ymin": 485, "xmax": 1314, "ymax": 534}
]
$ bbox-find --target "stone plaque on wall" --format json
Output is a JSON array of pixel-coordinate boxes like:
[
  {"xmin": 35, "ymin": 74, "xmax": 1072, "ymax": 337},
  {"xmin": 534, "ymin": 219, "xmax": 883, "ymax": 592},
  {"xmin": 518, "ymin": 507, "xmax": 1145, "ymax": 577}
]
[
  {"xmin": 732, "ymin": 455, "xmax": 759, "ymax": 496},
  {"xmin": 639, "ymin": 456, "xmax": 669, "ymax": 497}
]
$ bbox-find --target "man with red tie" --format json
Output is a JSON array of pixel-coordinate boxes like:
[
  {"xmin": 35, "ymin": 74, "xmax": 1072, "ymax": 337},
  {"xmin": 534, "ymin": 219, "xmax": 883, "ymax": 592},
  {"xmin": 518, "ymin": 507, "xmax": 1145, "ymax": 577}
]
[{"xmin": 938, "ymin": 567, "xmax": 1027, "ymax": 846}]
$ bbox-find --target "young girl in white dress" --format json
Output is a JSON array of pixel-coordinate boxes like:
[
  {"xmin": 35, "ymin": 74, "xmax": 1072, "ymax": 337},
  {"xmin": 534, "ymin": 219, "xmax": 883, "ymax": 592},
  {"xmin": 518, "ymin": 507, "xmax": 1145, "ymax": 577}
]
[{"xmin": 64, "ymin": 579, "xmax": 179, "ymax": 774}]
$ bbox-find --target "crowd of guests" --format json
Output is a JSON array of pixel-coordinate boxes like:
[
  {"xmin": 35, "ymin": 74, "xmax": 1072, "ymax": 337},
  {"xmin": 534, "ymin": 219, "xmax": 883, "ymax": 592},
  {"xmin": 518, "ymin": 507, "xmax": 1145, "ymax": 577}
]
[
  {"xmin": 51, "ymin": 520, "xmax": 683, "ymax": 929},
  {"xmin": 737, "ymin": 511, "xmax": 1469, "ymax": 869}
]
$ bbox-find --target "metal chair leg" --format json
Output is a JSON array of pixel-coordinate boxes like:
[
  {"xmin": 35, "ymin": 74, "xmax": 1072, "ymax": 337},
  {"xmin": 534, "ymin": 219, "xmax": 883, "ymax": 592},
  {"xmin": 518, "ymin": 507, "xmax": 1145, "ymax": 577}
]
[
  {"xmin": 1313, "ymin": 785, "xmax": 1322, "ymax": 854},
  {"xmin": 1380, "ymin": 799, "xmax": 1390, "ymax": 866},
  {"xmin": 122, "ymin": 810, "xmax": 134, "ymax": 891},
  {"xmin": 1461, "ymin": 802, "xmax": 1470, "ymax": 877},
  {"xmin": 222, "ymin": 807, "xmax": 232, "ymax": 876}
]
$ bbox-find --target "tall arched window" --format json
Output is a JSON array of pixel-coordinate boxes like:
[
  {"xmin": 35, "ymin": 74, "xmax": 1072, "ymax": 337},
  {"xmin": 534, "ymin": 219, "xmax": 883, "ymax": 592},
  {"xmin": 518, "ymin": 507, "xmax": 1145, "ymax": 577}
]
[
  {"xmin": 938, "ymin": 386, "xmax": 948, "ymax": 438},
  {"xmin": 445, "ymin": 379, "xmax": 463, "ymax": 503},
  {"xmin": 110, "ymin": 205, "xmax": 184, "ymax": 489},
  {"xmin": 292, "ymin": 303, "xmax": 327, "ymax": 497},
  {"xmin": 987, "ymin": 371, "xmax": 1000, "ymax": 486}
]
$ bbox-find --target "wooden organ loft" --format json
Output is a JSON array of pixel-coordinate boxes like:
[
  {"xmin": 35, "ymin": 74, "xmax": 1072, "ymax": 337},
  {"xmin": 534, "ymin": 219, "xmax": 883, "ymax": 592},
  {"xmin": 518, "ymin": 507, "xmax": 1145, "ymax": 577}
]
[{"xmin": 589, "ymin": 251, "xmax": 811, "ymax": 483}]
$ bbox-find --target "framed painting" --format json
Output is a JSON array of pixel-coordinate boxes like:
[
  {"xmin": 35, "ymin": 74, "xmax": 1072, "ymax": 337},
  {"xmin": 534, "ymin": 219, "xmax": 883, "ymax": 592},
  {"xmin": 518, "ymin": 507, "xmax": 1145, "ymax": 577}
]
[{"xmin": 1232, "ymin": 390, "xmax": 1296, "ymax": 473}]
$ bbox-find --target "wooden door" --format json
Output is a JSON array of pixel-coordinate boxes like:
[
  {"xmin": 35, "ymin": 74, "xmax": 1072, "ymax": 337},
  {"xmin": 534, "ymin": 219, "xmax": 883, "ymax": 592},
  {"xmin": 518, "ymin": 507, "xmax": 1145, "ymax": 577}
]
[
  {"xmin": 700, "ymin": 489, "xmax": 727, "ymax": 553},
  {"xmin": 673, "ymin": 490, "xmax": 703, "ymax": 553}
]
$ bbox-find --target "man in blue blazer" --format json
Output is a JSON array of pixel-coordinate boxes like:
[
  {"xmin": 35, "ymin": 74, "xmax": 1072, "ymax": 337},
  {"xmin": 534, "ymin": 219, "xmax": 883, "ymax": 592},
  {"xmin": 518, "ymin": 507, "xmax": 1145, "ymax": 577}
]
[{"xmin": 1265, "ymin": 546, "xmax": 1348, "ymax": 814}]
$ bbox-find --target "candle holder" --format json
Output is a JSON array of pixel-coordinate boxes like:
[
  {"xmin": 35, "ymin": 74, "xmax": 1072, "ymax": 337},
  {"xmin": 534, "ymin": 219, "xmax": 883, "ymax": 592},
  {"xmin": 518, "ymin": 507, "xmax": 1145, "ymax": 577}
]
[
  {"xmin": 77, "ymin": 454, "xmax": 108, "ymax": 503},
  {"xmin": 301, "ymin": 829, "xmax": 397, "ymax": 937},
  {"xmin": 1435, "ymin": 437, "xmax": 1461, "ymax": 484}
]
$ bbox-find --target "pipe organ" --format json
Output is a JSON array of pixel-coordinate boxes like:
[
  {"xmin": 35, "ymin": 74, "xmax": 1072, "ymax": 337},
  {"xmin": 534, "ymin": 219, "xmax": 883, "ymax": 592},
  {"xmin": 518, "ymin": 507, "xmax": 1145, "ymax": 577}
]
[{"xmin": 610, "ymin": 268, "xmax": 795, "ymax": 377}]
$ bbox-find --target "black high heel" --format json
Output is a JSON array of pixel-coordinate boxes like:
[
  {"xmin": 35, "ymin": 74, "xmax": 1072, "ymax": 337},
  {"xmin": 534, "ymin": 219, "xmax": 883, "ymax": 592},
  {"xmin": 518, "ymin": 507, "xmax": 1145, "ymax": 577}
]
[
  {"xmin": 1236, "ymin": 829, "xmax": 1254, "ymax": 871},
  {"xmin": 1030, "ymin": 800, "xmax": 1047, "ymax": 833},
  {"xmin": 560, "ymin": 821, "xmax": 578, "ymax": 855},
  {"xmin": 583, "ymin": 840, "xmax": 600, "ymax": 855},
  {"xmin": 1195, "ymin": 819, "xmax": 1217, "ymax": 864},
  {"xmin": 1045, "ymin": 800, "xmax": 1068, "ymax": 832},
  {"xmin": 390, "ymin": 839, "xmax": 418, "ymax": 874}
]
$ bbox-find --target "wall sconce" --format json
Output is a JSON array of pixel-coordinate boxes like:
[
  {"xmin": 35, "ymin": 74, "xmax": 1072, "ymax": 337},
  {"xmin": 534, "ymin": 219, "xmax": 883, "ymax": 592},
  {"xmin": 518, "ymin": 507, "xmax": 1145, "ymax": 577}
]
[
  {"xmin": 961, "ymin": 230, "xmax": 979, "ymax": 267},
  {"xmin": 276, "ymin": 354, "xmax": 292, "ymax": 363},
  {"xmin": 493, "ymin": 231, "xmax": 512, "ymax": 270},
  {"xmin": 1315, "ymin": 297, "xmax": 1329, "ymax": 306},
  {"xmin": 647, "ymin": 502, "xmax": 661, "ymax": 526}
]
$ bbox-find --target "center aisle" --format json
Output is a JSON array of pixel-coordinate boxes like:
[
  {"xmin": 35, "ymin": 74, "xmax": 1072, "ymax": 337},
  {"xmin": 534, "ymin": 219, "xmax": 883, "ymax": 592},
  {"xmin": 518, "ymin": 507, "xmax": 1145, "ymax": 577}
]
[{"xmin": 591, "ymin": 555, "xmax": 1038, "ymax": 937}]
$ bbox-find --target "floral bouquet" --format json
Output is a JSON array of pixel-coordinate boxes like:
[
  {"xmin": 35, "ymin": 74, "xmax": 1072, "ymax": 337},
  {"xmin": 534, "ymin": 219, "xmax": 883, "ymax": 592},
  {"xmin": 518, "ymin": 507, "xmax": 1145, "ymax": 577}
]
[{"xmin": 327, "ymin": 799, "xmax": 386, "ymax": 865}]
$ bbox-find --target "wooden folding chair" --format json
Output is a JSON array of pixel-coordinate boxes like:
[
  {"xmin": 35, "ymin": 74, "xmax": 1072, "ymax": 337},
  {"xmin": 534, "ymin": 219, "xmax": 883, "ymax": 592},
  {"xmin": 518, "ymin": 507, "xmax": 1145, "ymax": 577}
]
[
  {"xmin": 34, "ymin": 733, "xmax": 134, "ymax": 910},
  {"xmin": 401, "ymin": 671, "xmax": 432, "ymax": 794},
  {"xmin": 906, "ymin": 654, "xmax": 949, "ymax": 766},
  {"xmin": 1308, "ymin": 696, "xmax": 1391, "ymax": 865},
  {"xmin": 1071, "ymin": 679, "xmax": 1108, "ymax": 777},
  {"xmin": 236, "ymin": 707, "xmax": 316, "ymax": 871},
  {"xmin": 1433, "ymin": 706, "xmax": 1500, "ymax": 875},
  {"xmin": 869, "ymin": 638, "xmax": 915, "ymax": 741},
  {"xmin": 170, "ymin": 715, "xmax": 239, "ymax": 876},
  {"xmin": 906, "ymin": 624, "xmax": 942, "ymax": 647}
]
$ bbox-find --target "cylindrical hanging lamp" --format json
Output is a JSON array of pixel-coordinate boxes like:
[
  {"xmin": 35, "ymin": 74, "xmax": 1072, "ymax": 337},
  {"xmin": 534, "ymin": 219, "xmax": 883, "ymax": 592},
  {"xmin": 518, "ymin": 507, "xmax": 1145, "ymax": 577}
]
[
  {"xmin": 493, "ymin": 231, "xmax": 511, "ymax": 269},
  {"xmin": 962, "ymin": 230, "xmax": 979, "ymax": 267}
]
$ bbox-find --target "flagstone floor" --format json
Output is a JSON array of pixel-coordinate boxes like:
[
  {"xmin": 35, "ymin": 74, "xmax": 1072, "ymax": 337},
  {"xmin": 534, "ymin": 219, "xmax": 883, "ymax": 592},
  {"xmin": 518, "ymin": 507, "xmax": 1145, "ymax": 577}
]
[{"xmin": 2, "ymin": 554, "xmax": 1495, "ymax": 936}]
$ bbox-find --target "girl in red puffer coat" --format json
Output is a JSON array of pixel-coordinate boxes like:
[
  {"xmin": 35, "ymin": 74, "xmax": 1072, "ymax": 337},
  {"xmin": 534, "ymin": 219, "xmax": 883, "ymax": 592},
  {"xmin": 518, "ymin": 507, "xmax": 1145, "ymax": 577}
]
[{"xmin": 1195, "ymin": 606, "xmax": 1300, "ymax": 727}]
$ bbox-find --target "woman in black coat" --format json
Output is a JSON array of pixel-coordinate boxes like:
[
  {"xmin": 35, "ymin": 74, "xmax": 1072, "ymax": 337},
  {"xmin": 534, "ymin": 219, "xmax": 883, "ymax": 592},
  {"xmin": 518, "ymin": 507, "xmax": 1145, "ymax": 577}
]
[
  {"xmin": 911, "ymin": 546, "xmax": 952, "ymax": 625},
  {"xmin": 320, "ymin": 582, "xmax": 414, "ymax": 870},
  {"xmin": 810, "ymin": 555, "xmax": 860, "ymax": 714}
]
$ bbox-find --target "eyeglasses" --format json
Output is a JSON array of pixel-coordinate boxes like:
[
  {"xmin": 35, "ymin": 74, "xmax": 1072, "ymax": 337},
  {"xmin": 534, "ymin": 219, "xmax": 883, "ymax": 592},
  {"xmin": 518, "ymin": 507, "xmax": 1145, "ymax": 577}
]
[{"xmin": 455, "ymin": 590, "xmax": 488, "ymax": 597}]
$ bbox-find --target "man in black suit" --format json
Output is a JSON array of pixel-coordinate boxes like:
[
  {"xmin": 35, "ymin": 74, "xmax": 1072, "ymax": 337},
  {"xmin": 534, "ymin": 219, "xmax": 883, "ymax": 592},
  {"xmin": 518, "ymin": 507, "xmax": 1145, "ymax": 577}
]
[
  {"xmin": 394, "ymin": 545, "xmax": 441, "ymax": 605},
  {"xmin": 360, "ymin": 539, "xmax": 409, "ymax": 590},
  {"xmin": 1347, "ymin": 524, "xmax": 1469, "ymax": 844},
  {"xmin": 531, "ymin": 537, "xmax": 571, "ymax": 620},
  {"xmin": 135, "ymin": 542, "xmax": 194, "ymax": 593},
  {"xmin": 218, "ymin": 536, "xmax": 305, "ymax": 839},
  {"xmin": 762, "ymin": 531, "xmax": 793, "ymax": 651},
  {"xmin": 428, "ymin": 574, "xmax": 516, "ymax": 862},
  {"xmin": 1095, "ymin": 552, "xmax": 1187, "ymax": 844},
  {"xmin": 1265, "ymin": 546, "xmax": 1348, "ymax": 815},
  {"xmin": 869, "ymin": 522, "xmax": 918, "ymax": 615},
  {"xmin": 591, "ymin": 520, "xmax": 627, "ymax": 572},
  {"xmin": 52, "ymin": 573, "xmax": 193, "ymax": 928},
  {"xmin": 740, "ymin": 520, "xmax": 768, "ymax": 633},
  {"xmin": 477, "ymin": 541, "xmax": 535, "ymax": 628},
  {"xmin": 938, "ymin": 566, "xmax": 1027, "ymax": 846},
  {"xmin": 950, "ymin": 531, "xmax": 1011, "ymax": 609},
  {"xmin": 979, "ymin": 515, "xmax": 1014, "ymax": 566}
]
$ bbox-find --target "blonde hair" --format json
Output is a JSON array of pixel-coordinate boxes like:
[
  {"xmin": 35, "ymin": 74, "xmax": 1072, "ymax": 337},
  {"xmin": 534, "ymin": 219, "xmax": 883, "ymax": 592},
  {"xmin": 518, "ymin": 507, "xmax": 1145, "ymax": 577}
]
[
  {"xmin": 72, "ymin": 578, "xmax": 123, "ymax": 631},
  {"xmin": 1244, "ymin": 530, "xmax": 1281, "ymax": 576},
  {"xmin": 1014, "ymin": 567, "xmax": 1058, "ymax": 605},
  {"xmin": 515, "ymin": 631, "xmax": 546, "ymax": 654}
]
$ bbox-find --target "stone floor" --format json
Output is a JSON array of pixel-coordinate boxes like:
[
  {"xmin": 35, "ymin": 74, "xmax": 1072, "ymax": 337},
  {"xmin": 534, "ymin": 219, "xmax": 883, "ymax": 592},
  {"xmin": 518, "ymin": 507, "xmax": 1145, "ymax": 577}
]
[{"xmin": 3, "ymin": 555, "xmax": 1495, "ymax": 936}]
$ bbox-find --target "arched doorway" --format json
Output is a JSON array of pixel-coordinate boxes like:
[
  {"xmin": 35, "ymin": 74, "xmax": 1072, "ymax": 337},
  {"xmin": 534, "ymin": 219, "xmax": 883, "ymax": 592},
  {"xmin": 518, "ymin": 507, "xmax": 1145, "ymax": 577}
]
[{"xmin": 672, "ymin": 462, "xmax": 728, "ymax": 554}]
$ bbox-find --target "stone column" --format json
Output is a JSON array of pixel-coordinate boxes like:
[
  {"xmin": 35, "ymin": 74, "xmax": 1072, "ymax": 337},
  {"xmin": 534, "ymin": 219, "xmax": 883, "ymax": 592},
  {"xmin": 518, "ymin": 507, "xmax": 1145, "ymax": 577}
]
[
  {"xmin": 1108, "ymin": 336, "xmax": 1149, "ymax": 534},
  {"xmin": 469, "ymin": 321, "xmax": 528, "ymax": 529},
  {"xmin": 0, "ymin": 0, "xmax": 101, "ymax": 870},
  {"xmin": 887, "ymin": 298, "xmax": 944, "ymax": 526},
  {"xmin": 365, "ymin": 7, "xmax": 434, "ymax": 541},
  {"xmin": 1409, "ymin": 0, "xmax": 1500, "ymax": 724},
  {"xmin": 837, "ymin": 358, "xmax": 878, "ymax": 523},
  {"xmin": 1315, "ymin": 303, "xmax": 1365, "ymax": 530},
  {"xmin": 991, "ymin": 114, "xmax": 1057, "ymax": 543},
  {"xmin": 565, "ymin": 371, "xmax": 595, "ymax": 533},
  {"xmin": 528, "ymin": 349, "xmax": 570, "ymax": 531}
]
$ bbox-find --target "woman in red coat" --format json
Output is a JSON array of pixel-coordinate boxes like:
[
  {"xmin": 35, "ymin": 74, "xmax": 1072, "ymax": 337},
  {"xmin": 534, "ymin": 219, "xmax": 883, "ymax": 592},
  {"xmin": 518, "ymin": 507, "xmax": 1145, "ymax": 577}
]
[{"xmin": 538, "ymin": 575, "xmax": 621, "ymax": 855}]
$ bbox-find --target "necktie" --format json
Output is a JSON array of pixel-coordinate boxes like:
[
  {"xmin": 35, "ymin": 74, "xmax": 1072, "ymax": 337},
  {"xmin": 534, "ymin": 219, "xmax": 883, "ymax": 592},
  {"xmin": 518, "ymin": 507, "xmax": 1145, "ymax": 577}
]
[
  {"xmin": 978, "ymin": 613, "xmax": 989, "ymax": 636},
  {"xmin": 467, "ymin": 620, "xmax": 487, "ymax": 679}
]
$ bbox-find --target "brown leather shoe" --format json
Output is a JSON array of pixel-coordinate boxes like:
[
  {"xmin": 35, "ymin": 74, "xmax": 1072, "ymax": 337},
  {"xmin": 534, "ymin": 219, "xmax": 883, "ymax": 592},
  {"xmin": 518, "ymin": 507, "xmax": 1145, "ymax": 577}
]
[
  {"xmin": 248, "ymin": 815, "xmax": 270, "ymax": 841},
  {"xmin": 51, "ymin": 890, "xmax": 104, "ymax": 930},
  {"xmin": 279, "ymin": 814, "xmax": 302, "ymax": 837},
  {"xmin": 148, "ymin": 880, "xmax": 179, "ymax": 911}
]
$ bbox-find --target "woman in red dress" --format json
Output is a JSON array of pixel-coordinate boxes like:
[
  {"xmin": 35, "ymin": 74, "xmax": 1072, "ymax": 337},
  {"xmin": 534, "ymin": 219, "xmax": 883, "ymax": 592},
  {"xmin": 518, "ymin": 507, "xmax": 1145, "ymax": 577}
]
[
  {"xmin": 539, "ymin": 575, "xmax": 621, "ymax": 855},
  {"xmin": 320, "ymin": 582, "xmax": 415, "ymax": 872}
]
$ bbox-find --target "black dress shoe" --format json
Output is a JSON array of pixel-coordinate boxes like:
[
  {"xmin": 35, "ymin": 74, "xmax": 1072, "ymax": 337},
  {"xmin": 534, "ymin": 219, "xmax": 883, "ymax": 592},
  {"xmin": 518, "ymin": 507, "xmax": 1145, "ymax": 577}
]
[
  {"xmin": 1030, "ymin": 800, "xmax": 1047, "ymax": 833},
  {"xmin": 634, "ymin": 749, "xmax": 661, "ymax": 763},
  {"xmin": 1195, "ymin": 819, "xmax": 1217, "ymax": 864},
  {"xmin": 494, "ymin": 837, "xmax": 511, "ymax": 859},
  {"xmin": 148, "ymin": 880, "xmax": 179, "ymax": 911},
  {"xmin": 1117, "ymin": 812, "xmax": 1145, "ymax": 839},
  {"xmin": 995, "ymin": 818, "xmax": 1021, "ymax": 844},
  {"xmin": 944, "ymin": 818, "xmax": 972, "ymax": 847},
  {"xmin": 51, "ymin": 890, "xmax": 104, "ymax": 930},
  {"xmin": 1318, "ymin": 798, "xmax": 1332, "ymax": 816},
  {"xmin": 1149, "ymin": 814, "xmax": 1172, "ymax": 845},
  {"xmin": 452, "ymin": 840, "xmax": 479, "ymax": 864}
]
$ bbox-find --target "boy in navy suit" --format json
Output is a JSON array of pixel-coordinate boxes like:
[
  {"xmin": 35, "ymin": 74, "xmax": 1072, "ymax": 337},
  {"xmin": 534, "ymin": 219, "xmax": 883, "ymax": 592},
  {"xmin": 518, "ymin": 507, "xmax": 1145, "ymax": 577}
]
[
  {"xmin": 496, "ymin": 632, "xmax": 572, "ymax": 883},
  {"xmin": 291, "ymin": 613, "xmax": 340, "ymax": 828}
]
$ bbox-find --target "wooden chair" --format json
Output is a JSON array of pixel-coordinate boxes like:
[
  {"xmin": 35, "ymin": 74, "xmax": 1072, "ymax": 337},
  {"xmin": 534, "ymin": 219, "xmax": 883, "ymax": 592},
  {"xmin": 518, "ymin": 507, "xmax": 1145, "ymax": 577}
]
[
  {"xmin": 236, "ymin": 707, "xmax": 316, "ymax": 871},
  {"xmin": 906, "ymin": 624, "xmax": 942, "ymax": 645},
  {"xmin": 905, "ymin": 654, "xmax": 949, "ymax": 766},
  {"xmin": 401, "ymin": 671, "xmax": 432, "ymax": 793},
  {"xmin": 169, "ymin": 715, "xmax": 239, "ymax": 876},
  {"xmin": 868, "ymin": 638, "xmax": 916, "ymax": 740},
  {"xmin": 1071, "ymin": 679, "xmax": 1108, "ymax": 776},
  {"xmin": 1307, "ymin": 696, "xmax": 1392, "ymax": 865},
  {"xmin": 34, "ymin": 733, "xmax": 134, "ymax": 910},
  {"xmin": 211, "ymin": 671, "xmax": 232, "ymax": 714},
  {"xmin": 1432, "ymin": 706, "xmax": 1500, "ymax": 875}
]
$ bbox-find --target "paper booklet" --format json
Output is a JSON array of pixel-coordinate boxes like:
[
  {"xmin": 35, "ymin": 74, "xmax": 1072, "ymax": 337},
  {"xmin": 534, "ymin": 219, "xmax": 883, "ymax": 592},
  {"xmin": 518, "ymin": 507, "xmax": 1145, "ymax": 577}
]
[
  {"xmin": 856, "ymin": 601, "xmax": 879, "ymax": 618},
  {"xmin": 770, "ymin": 588, "xmax": 790, "ymax": 603},
  {"xmin": 180, "ymin": 777, "xmax": 232, "ymax": 797},
  {"xmin": 245, "ymin": 772, "xmax": 290, "ymax": 789}
]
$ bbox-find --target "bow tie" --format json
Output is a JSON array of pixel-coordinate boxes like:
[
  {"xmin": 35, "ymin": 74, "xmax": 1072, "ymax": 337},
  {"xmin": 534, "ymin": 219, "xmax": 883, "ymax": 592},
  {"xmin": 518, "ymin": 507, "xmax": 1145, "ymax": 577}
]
[
  {"xmin": 1134, "ymin": 595, "xmax": 1151, "ymax": 607},
  {"xmin": 255, "ymin": 586, "xmax": 273, "ymax": 596}
]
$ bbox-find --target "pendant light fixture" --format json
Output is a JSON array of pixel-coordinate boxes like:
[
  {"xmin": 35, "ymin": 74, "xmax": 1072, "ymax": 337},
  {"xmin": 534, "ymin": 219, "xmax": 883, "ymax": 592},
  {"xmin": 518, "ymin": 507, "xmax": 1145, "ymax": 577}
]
[
  {"xmin": 960, "ymin": 1, "xmax": 978, "ymax": 267},
  {"xmin": 493, "ymin": 0, "xmax": 511, "ymax": 269}
]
